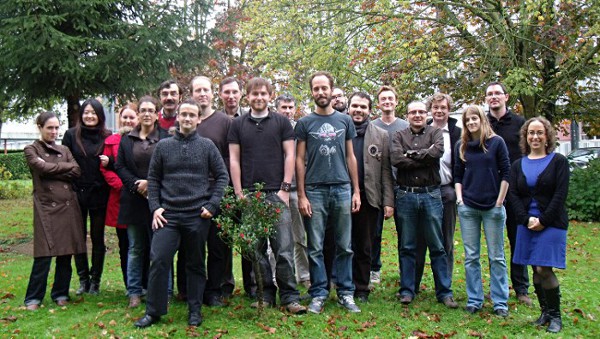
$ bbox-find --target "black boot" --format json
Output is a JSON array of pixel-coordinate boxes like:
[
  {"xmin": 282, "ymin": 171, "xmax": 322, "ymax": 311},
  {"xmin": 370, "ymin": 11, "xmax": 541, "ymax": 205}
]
[
  {"xmin": 533, "ymin": 283, "xmax": 550, "ymax": 326},
  {"xmin": 76, "ymin": 281, "xmax": 90, "ymax": 296},
  {"xmin": 545, "ymin": 286, "xmax": 562, "ymax": 333},
  {"xmin": 89, "ymin": 250, "xmax": 106, "ymax": 295},
  {"xmin": 74, "ymin": 253, "xmax": 90, "ymax": 295}
]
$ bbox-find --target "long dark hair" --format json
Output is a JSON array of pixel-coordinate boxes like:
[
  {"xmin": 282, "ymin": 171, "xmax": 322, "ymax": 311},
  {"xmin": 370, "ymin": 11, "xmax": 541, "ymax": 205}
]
[{"xmin": 75, "ymin": 98, "xmax": 111, "ymax": 156}]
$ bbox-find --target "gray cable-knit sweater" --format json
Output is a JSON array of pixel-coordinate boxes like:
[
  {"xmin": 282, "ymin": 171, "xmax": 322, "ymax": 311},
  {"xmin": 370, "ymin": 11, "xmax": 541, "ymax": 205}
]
[{"xmin": 147, "ymin": 130, "xmax": 228, "ymax": 215}]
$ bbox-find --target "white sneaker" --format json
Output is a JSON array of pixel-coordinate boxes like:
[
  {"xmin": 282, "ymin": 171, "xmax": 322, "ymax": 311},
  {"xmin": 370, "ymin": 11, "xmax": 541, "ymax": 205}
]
[
  {"xmin": 370, "ymin": 271, "xmax": 381, "ymax": 284},
  {"xmin": 338, "ymin": 295, "xmax": 361, "ymax": 313}
]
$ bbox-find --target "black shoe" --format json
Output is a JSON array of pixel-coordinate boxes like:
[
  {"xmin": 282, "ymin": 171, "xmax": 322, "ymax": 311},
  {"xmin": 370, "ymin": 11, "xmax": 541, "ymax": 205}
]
[
  {"xmin": 76, "ymin": 281, "xmax": 90, "ymax": 296},
  {"xmin": 465, "ymin": 306, "xmax": 480, "ymax": 314},
  {"xmin": 134, "ymin": 314, "xmax": 160, "ymax": 328},
  {"xmin": 355, "ymin": 294, "xmax": 369, "ymax": 303},
  {"xmin": 205, "ymin": 296, "xmax": 225, "ymax": 307},
  {"xmin": 89, "ymin": 282, "xmax": 100, "ymax": 295},
  {"xmin": 188, "ymin": 312, "xmax": 203, "ymax": 326},
  {"xmin": 494, "ymin": 309, "xmax": 509, "ymax": 317}
]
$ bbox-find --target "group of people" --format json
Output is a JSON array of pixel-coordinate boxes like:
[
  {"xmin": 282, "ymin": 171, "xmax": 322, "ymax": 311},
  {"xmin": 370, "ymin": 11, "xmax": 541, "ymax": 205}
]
[{"xmin": 23, "ymin": 72, "xmax": 569, "ymax": 334}]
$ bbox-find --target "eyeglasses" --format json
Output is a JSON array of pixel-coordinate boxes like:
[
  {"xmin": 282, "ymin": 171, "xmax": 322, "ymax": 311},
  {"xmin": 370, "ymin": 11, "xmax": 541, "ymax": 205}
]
[
  {"xmin": 332, "ymin": 95, "xmax": 345, "ymax": 100},
  {"xmin": 407, "ymin": 110, "xmax": 428, "ymax": 116},
  {"xmin": 486, "ymin": 91, "xmax": 506, "ymax": 98},
  {"xmin": 527, "ymin": 131, "xmax": 545, "ymax": 137},
  {"xmin": 139, "ymin": 109, "xmax": 157, "ymax": 115}
]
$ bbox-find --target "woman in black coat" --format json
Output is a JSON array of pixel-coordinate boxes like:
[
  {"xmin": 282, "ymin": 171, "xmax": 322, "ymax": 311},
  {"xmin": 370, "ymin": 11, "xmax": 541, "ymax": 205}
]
[
  {"xmin": 62, "ymin": 98, "xmax": 112, "ymax": 295},
  {"xmin": 509, "ymin": 117, "xmax": 569, "ymax": 333}
]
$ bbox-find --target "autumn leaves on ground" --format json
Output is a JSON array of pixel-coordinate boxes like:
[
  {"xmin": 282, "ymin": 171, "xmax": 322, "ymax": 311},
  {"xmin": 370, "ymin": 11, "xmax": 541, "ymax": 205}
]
[{"xmin": 0, "ymin": 198, "xmax": 598, "ymax": 337}]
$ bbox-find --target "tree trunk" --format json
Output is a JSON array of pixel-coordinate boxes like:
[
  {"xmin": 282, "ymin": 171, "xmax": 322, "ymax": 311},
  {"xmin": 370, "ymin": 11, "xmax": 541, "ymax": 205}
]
[
  {"xmin": 66, "ymin": 94, "xmax": 81, "ymax": 129},
  {"xmin": 252, "ymin": 253, "xmax": 265, "ymax": 316}
]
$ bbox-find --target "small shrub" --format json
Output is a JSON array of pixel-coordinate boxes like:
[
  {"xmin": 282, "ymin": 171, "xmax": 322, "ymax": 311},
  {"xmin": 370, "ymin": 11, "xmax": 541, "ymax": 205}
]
[
  {"xmin": 0, "ymin": 180, "xmax": 32, "ymax": 200},
  {"xmin": 567, "ymin": 158, "xmax": 600, "ymax": 222},
  {"xmin": 0, "ymin": 152, "xmax": 30, "ymax": 180}
]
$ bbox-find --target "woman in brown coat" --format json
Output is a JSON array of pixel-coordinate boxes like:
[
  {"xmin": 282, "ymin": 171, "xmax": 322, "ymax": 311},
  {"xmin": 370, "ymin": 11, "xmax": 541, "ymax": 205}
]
[{"xmin": 23, "ymin": 111, "xmax": 86, "ymax": 310}]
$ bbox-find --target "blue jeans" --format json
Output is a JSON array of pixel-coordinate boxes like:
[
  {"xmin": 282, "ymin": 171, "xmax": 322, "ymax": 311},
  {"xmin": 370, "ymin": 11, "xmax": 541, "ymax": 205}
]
[
  {"xmin": 256, "ymin": 193, "xmax": 300, "ymax": 304},
  {"xmin": 126, "ymin": 223, "xmax": 152, "ymax": 297},
  {"xmin": 458, "ymin": 204, "xmax": 509, "ymax": 310},
  {"xmin": 304, "ymin": 183, "xmax": 354, "ymax": 298},
  {"xmin": 396, "ymin": 188, "xmax": 452, "ymax": 301}
]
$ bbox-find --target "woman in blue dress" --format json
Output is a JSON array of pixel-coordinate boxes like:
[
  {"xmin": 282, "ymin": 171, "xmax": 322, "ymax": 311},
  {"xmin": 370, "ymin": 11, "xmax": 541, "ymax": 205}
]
[{"xmin": 509, "ymin": 117, "xmax": 569, "ymax": 333}]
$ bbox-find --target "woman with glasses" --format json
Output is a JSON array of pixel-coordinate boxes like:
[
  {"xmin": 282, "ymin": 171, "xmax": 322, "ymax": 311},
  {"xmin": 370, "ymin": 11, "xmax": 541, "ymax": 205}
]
[
  {"xmin": 509, "ymin": 117, "xmax": 568, "ymax": 333},
  {"xmin": 23, "ymin": 111, "xmax": 86, "ymax": 310},
  {"xmin": 454, "ymin": 105, "xmax": 510, "ymax": 317},
  {"xmin": 99, "ymin": 103, "xmax": 138, "ymax": 292},
  {"xmin": 63, "ymin": 99, "xmax": 112, "ymax": 295},
  {"xmin": 116, "ymin": 96, "xmax": 169, "ymax": 308}
]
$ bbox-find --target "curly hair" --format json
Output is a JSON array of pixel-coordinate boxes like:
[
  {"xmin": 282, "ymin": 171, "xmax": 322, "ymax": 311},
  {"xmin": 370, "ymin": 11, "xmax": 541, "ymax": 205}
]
[{"xmin": 519, "ymin": 116, "xmax": 557, "ymax": 155}]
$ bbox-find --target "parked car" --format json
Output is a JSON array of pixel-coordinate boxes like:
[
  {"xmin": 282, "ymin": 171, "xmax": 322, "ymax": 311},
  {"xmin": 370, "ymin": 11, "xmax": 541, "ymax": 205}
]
[{"xmin": 567, "ymin": 147, "xmax": 600, "ymax": 171}]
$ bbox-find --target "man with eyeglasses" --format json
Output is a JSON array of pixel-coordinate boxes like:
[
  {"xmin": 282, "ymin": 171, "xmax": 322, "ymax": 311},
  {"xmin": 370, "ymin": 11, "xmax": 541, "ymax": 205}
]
[
  {"xmin": 485, "ymin": 82, "xmax": 530, "ymax": 306},
  {"xmin": 157, "ymin": 79, "xmax": 183, "ymax": 131},
  {"xmin": 331, "ymin": 87, "xmax": 348, "ymax": 114},
  {"xmin": 390, "ymin": 101, "xmax": 457, "ymax": 309}
]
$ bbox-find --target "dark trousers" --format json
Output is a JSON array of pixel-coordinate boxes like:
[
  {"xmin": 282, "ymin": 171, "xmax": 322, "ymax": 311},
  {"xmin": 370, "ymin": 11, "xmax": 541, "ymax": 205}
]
[
  {"xmin": 115, "ymin": 227, "xmax": 129, "ymax": 289},
  {"xmin": 371, "ymin": 210, "xmax": 385, "ymax": 272},
  {"xmin": 506, "ymin": 199, "xmax": 530, "ymax": 295},
  {"xmin": 415, "ymin": 185, "xmax": 457, "ymax": 291},
  {"xmin": 146, "ymin": 211, "xmax": 210, "ymax": 316},
  {"xmin": 176, "ymin": 247, "xmax": 187, "ymax": 297},
  {"xmin": 351, "ymin": 193, "xmax": 379, "ymax": 296},
  {"xmin": 74, "ymin": 205, "xmax": 106, "ymax": 285},
  {"xmin": 204, "ymin": 219, "xmax": 234, "ymax": 300},
  {"xmin": 24, "ymin": 255, "xmax": 72, "ymax": 305}
]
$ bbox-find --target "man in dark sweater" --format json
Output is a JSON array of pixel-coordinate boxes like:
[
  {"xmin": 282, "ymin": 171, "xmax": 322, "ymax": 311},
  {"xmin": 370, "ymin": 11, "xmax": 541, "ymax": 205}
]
[
  {"xmin": 485, "ymin": 82, "xmax": 530, "ymax": 306},
  {"xmin": 134, "ymin": 99, "xmax": 229, "ymax": 328}
]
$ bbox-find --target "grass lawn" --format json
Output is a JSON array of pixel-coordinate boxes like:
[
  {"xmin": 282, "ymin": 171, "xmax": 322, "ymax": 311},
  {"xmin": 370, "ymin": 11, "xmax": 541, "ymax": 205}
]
[{"xmin": 0, "ymin": 197, "xmax": 598, "ymax": 337}]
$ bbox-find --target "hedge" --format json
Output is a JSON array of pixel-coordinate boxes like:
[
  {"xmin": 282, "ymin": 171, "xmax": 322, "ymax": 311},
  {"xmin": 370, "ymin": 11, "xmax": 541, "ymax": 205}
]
[
  {"xmin": 0, "ymin": 152, "xmax": 30, "ymax": 180},
  {"xmin": 567, "ymin": 158, "xmax": 600, "ymax": 222}
]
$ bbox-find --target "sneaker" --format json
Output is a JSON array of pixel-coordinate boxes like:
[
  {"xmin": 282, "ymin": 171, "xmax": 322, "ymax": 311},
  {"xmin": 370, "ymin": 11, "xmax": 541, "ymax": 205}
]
[
  {"xmin": 465, "ymin": 306, "xmax": 480, "ymax": 314},
  {"xmin": 338, "ymin": 295, "xmax": 361, "ymax": 313},
  {"xmin": 355, "ymin": 294, "xmax": 369, "ymax": 303},
  {"xmin": 284, "ymin": 302, "xmax": 307, "ymax": 314},
  {"xmin": 441, "ymin": 296, "xmax": 458, "ymax": 309},
  {"xmin": 308, "ymin": 297, "xmax": 326, "ymax": 314},
  {"xmin": 370, "ymin": 271, "xmax": 381, "ymax": 284},
  {"xmin": 494, "ymin": 309, "xmax": 509, "ymax": 317},
  {"xmin": 398, "ymin": 294, "xmax": 413, "ymax": 305}
]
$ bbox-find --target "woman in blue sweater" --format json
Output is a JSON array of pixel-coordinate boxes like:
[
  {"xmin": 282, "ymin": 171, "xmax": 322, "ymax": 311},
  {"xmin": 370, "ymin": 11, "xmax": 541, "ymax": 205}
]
[
  {"xmin": 454, "ymin": 105, "xmax": 510, "ymax": 317},
  {"xmin": 509, "ymin": 117, "xmax": 568, "ymax": 333}
]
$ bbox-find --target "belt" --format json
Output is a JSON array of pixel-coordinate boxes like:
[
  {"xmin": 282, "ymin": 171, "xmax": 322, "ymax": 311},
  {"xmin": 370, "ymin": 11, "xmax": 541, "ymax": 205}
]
[{"xmin": 398, "ymin": 185, "xmax": 440, "ymax": 193}]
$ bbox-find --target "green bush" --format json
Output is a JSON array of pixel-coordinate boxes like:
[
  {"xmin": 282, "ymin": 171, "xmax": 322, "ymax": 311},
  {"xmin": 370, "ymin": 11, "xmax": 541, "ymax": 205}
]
[
  {"xmin": 567, "ymin": 158, "xmax": 600, "ymax": 222},
  {"xmin": 0, "ymin": 152, "xmax": 30, "ymax": 180},
  {"xmin": 0, "ymin": 180, "xmax": 32, "ymax": 199}
]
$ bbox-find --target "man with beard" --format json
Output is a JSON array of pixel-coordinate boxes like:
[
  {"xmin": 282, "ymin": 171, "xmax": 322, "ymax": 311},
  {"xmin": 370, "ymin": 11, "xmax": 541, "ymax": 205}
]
[
  {"xmin": 157, "ymin": 79, "xmax": 182, "ymax": 131},
  {"xmin": 134, "ymin": 99, "xmax": 228, "ymax": 328},
  {"xmin": 295, "ymin": 71, "xmax": 361, "ymax": 314},
  {"xmin": 391, "ymin": 101, "xmax": 457, "ymax": 309},
  {"xmin": 347, "ymin": 92, "xmax": 394, "ymax": 302},
  {"xmin": 189, "ymin": 76, "xmax": 234, "ymax": 307},
  {"xmin": 218, "ymin": 77, "xmax": 247, "ymax": 119},
  {"xmin": 228, "ymin": 77, "xmax": 306, "ymax": 314},
  {"xmin": 332, "ymin": 87, "xmax": 348, "ymax": 114},
  {"xmin": 485, "ymin": 82, "xmax": 530, "ymax": 306}
]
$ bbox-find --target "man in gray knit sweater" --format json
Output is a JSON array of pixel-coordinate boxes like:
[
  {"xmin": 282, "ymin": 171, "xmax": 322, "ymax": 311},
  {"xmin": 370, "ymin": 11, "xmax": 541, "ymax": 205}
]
[{"xmin": 135, "ymin": 99, "xmax": 229, "ymax": 328}]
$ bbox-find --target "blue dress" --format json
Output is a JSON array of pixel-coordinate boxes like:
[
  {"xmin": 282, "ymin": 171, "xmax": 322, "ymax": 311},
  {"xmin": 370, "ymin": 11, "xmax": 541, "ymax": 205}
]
[{"xmin": 513, "ymin": 153, "xmax": 567, "ymax": 269}]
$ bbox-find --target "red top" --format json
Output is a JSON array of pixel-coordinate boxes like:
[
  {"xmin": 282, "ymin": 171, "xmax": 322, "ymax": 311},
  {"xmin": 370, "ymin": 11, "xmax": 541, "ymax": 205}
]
[
  {"xmin": 158, "ymin": 109, "xmax": 176, "ymax": 130},
  {"xmin": 100, "ymin": 133, "xmax": 126, "ymax": 228}
]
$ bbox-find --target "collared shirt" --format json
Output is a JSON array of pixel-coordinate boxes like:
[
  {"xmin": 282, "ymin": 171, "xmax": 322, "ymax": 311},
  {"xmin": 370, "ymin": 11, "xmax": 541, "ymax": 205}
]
[
  {"xmin": 437, "ymin": 122, "xmax": 452, "ymax": 185},
  {"xmin": 390, "ymin": 125, "xmax": 444, "ymax": 187}
]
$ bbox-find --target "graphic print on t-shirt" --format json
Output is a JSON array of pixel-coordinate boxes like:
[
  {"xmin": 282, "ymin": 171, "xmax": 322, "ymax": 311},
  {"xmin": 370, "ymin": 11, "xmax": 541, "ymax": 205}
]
[{"xmin": 309, "ymin": 122, "xmax": 345, "ymax": 168}]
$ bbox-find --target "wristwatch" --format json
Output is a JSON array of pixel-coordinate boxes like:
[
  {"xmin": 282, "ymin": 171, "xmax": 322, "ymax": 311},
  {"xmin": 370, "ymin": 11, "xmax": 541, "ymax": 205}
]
[{"xmin": 280, "ymin": 182, "xmax": 292, "ymax": 192}]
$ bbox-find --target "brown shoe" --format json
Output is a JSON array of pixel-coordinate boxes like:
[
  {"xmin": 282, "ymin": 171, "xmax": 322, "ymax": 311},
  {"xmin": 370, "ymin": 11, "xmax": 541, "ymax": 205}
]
[
  {"xmin": 442, "ymin": 296, "xmax": 458, "ymax": 309},
  {"xmin": 129, "ymin": 296, "xmax": 142, "ymax": 308},
  {"xmin": 26, "ymin": 304, "xmax": 40, "ymax": 311},
  {"xmin": 517, "ymin": 294, "xmax": 532, "ymax": 306},
  {"xmin": 284, "ymin": 302, "xmax": 307, "ymax": 314},
  {"xmin": 55, "ymin": 300, "xmax": 68, "ymax": 307}
]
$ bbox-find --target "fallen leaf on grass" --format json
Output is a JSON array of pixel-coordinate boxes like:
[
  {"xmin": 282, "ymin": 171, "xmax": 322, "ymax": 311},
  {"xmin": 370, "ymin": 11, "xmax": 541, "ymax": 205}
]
[
  {"xmin": 0, "ymin": 315, "xmax": 17, "ymax": 323},
  {"xmin": 257, "ymin": 322, "xmax": 276, "ymax": 334},
  {"xmin": 436, "ymin": 330, "xmax": 457, "ymax": 337},
  {"xmin": 108, "ymin": 319, "xmax": 117, "ymax": 326},
  {"xmin": 0, "ymin": 293, "xmax": 15, "ymax": 300},
  {"xmin": 96, "ymin": 321, "xmax": 105, "ymax": 329},
  {"xmin": 339, "ymin": 326, "xmax": 348, "ymax": 331},
  {"xmin": 467, "ymin": 329, "xmax": 484, "ymax": 337},
  {"xmin": 97, "ymin": 302, "xmax": 104, "ymax": 308},
  {"xmin": 361, "ymin": 321, "xmax": 376, "ymax": 329},
  {"xmin": 12, "ymin": 329, "xmax": 20, "ymax": 334},
  {"xmin": 213, "ymin": 334, "xmax": 222, "ymax": 339},
  {"xmin": 294, "ymin": 320, "xmax": 304, "ymax": 327},
  {"xmin": 411, "ymin": 329, "xmax": 430, "ymax": 338},
  {"xmin": 185, "ymin": 326, "xmax": 200, "ymax": 337}
]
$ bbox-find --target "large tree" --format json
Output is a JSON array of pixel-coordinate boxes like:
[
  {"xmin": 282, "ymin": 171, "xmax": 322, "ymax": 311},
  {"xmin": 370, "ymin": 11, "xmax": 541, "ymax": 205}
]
[
  {"xmin": 0, "ymin": 0, "xmax": 211, "ymax": 126},
  {"xmin": 235, "ymin": 1, "xmax": 599, "ymax": 122}
]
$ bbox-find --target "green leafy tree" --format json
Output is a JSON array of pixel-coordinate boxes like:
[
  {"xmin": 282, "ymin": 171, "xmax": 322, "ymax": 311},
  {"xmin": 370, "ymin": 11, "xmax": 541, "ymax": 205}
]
[{"xmin": 0, "ymin": 0, "xmax": 210, "ymax": 126}]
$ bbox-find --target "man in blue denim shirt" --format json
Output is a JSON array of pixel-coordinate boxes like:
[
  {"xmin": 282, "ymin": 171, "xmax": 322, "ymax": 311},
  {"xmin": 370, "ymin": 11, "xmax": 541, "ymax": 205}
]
[{"xmin": 295, "ymin": 71, "xmax": 361, "ymax": 314}]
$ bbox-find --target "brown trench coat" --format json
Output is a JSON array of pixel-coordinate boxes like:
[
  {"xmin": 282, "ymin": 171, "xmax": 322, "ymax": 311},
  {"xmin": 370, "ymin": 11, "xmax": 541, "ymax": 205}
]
[{"xmin": 24, "ymin": 140, "xmax": 86, "ymax": 258}]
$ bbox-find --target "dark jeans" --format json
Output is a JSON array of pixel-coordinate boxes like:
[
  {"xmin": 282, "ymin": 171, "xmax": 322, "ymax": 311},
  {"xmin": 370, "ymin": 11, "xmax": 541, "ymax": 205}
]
[
  {"xmin": 146, "ymin": 211, "xmax": 210, "ymax": 316},
  {"xmin": 255, "ymin": 193, "xmax": 299, "ymax": 304},
  {"xmin": 74, "ymin": 205, "xmax": 106, "ymax": 285},
  {"xmin": 506, "ymin": 199, "xmax": 530, "ymax": 295},
  {"xmin": 414, "ymin": 184, "xmax": 457, "ymax": 291},
  {"xmin": 204, "ymin": 217, "xmax": 235, "ymax": 300},
  {"xmin": 371, "ymin": 210, "xmax": 385, "ymax": 272},
  {"xmin": 24, "ymin": 255, "xmax": 71, "ymax": 306},
  {"xmin": 351, "ymin": 192, "xmax": 379, "ymax": 296},
  {"xmin": 126, "ymin": 222, "xmax": 152, "ymax": 297},
  {"xmin": 115, "ymin": 227, "xmax": 129, "ymax": 289}
]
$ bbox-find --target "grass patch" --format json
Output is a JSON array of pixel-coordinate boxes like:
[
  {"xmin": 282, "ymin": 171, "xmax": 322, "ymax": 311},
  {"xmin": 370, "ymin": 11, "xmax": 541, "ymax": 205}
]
[{"xmin": 0, "ymin": 198, "xmax": 598, "ymax": 337}]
